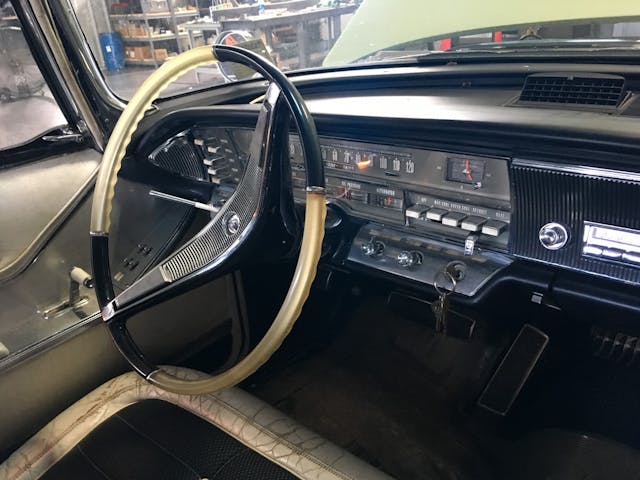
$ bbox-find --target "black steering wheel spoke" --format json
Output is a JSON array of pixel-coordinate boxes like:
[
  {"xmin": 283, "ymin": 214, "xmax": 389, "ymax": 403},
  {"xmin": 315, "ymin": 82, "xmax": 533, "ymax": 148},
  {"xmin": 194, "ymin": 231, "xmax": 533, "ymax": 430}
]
[{"xmin": 108, "ymin": 317, "xmax": 157, "ymax": 377}]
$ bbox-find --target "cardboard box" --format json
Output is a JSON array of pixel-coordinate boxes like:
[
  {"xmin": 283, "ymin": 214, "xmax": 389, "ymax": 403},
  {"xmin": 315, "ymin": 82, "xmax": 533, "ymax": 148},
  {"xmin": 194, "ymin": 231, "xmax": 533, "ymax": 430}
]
[
  {"xmin": 154, "ymin": 48, "xmax": 169, "ymax": 60},
  {"xmin": 142, "ymin": 0, "xmax": 169, "ymax": 13},
  {"xmin": 139, "ymin": 46, "xmax": 152, "ymax": 59},
  {"xmin": 125, "ymin": 46, "xmax": 152, "ymax": 60},
  {"xmin": 135, "ymin": 25, "xmax": 149, "ymax": 37}
]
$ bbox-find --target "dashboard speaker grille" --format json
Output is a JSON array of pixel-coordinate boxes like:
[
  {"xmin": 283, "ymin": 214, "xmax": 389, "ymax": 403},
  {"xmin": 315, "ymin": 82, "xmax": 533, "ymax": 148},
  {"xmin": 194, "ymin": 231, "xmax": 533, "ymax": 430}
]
[
  {"xmin": 518, "ymin": 73, "xmax": 625, "ymax": 108},
  {"xmin": 511, "ymin": 161, "xmax": 640, "ymax": 284},
  {"xmin": 149, "ymin": 135, "xmax": 206, "ymax": 181}
]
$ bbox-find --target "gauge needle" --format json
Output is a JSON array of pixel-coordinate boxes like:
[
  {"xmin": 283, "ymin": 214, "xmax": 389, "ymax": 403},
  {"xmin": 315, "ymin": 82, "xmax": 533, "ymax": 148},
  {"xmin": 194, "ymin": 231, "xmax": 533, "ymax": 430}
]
[
  {"xmin": 149, "ymin": 190, "xmax": 220, "ymax": 213},
  {"xmin": 464, "ymin": 159, "xmax": 473, "ymax": 182}
]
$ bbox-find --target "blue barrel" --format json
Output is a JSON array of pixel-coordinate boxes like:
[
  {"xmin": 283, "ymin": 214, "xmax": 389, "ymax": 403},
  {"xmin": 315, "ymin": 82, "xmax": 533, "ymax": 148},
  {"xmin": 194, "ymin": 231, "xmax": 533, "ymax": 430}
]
[{"xmin": 99, "ymin": 32, "xmax": 125, "ymax": 71}]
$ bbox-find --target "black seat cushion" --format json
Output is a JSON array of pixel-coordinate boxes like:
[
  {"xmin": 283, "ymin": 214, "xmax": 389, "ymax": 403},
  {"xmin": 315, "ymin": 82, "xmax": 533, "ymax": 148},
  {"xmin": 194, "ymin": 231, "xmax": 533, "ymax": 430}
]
[{"xmin": 40, "ymin": 399, "xmax": 297, "ymax": 480}]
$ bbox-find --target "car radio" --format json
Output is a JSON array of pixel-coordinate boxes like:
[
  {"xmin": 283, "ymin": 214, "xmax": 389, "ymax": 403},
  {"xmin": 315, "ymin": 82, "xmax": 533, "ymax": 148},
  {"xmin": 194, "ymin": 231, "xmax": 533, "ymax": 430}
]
[{"xmin": 582, "ymin": 222, "xmax": 640, "ymax": 267}]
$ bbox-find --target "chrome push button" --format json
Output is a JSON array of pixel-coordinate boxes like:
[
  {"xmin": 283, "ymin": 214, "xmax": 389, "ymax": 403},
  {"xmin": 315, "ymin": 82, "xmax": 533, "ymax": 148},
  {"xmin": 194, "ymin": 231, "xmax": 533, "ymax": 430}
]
[
  {"xmin": 622, "ymin": 252, "xmax": 640, "ymax": 264},
  {"xmin": 405, "ymin": 204, "xmax": 429, "ymax": 219},
  {"xmin": 482, "ymin": 220, "xmax": 508, "ymax": 237},
  {"xmin": 582, "ymin": 245, "xmax": 603, "ymax": 256},
  {"xmin": 442, "ymin": 212, "xmax": 467, "ymax": 227},
  {"xmin": 601, "ymin": 249, "xmax": 623, "ymax": 260},
  {"xmin": 461, "ymin": 216, "xmax": 487, "ymax": 232},
  {"xmin": 361, "ymin": 240, "xmax": 384, "ymax": 257},
  {"xmin": 426, "ymin": 208, "xmax": 448, "ymax": 222}
]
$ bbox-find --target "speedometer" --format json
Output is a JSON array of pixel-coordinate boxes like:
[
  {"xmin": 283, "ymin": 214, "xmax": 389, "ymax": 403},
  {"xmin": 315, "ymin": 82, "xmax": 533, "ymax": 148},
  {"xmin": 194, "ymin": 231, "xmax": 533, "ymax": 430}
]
[{"xmin": 446, "ymin": 157, "xmax": 485, "ymax": 186}]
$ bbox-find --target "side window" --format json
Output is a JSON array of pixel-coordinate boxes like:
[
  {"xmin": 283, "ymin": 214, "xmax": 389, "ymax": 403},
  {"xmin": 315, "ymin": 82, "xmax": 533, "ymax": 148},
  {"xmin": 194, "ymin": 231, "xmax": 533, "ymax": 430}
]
[{"xmin": 0, "ymin": 2, "xmax": 67, "ymax": 151}]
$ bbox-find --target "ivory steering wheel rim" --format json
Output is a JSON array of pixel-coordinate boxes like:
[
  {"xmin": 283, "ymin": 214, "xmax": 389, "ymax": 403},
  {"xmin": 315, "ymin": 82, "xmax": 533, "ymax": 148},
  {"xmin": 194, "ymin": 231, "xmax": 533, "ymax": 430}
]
[{"xmin": 90, "ymin": 45, "xmax": 326, "ymax": 395}]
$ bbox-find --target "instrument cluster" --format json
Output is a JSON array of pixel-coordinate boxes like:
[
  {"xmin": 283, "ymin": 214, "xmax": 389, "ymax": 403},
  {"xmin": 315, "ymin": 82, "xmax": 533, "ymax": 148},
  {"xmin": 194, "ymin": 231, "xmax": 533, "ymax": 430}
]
[{"xmin": 288, "ymin": 135, "xmax": 511, "ymax": 249}]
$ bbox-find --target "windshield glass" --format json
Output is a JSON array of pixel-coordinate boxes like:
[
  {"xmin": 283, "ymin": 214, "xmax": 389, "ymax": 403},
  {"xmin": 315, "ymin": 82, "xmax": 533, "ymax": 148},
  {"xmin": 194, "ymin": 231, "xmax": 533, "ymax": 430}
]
[
  {"xmin": 71, "ymin": 0, "xmax": 640, "ymax": 100},
  {"xmin": 72, "ymin": 0, "xmax": 361, "ymax": 99}
]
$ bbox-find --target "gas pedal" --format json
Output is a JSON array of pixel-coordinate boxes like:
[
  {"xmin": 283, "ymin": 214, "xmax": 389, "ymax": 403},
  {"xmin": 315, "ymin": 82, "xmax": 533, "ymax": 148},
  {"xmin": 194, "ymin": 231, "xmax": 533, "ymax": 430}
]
[{"xmin": 478, "ymin": 324, "xmax": 549, "ymax": 416}]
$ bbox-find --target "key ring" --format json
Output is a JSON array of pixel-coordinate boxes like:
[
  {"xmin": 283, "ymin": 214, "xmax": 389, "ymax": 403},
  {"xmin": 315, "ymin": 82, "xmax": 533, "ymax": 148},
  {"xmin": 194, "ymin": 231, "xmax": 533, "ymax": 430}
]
[{"xmin": 434, "ymin": 270, "xmax": 457, "ymax": 296}]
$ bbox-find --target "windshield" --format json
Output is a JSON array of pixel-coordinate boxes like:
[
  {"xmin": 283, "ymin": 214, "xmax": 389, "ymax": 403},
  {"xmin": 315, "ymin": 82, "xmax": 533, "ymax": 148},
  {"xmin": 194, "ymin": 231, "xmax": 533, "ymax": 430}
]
[
  {"xmin": 72, "ymin": 0, "xmax": 361, "ymax": 99},
  {"xmin": 70, "ymin": 0, "xmax": 640, "ymax": 100}
]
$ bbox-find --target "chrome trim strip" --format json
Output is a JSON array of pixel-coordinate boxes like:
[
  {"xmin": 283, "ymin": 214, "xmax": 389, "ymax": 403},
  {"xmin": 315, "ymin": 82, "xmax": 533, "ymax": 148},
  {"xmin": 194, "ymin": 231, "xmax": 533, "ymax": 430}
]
[
  {"xmin": 513, "ymin": 158, "xmax": 640, "ymax": 183},
  {"xmin": 0, "ymin": 312, "xmax": 102, "ymax": 373},
  {"xmin": 101, "ymin": 301, "xmax": 116, "ymax": 322},
  {"xmin": 55, "ymin": 0, "xmax": 127, "ymax": 111}
]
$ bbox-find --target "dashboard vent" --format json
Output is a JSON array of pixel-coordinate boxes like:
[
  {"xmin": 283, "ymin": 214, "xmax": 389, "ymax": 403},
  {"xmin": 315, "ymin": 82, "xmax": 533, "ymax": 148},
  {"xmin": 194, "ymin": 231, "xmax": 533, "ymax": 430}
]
[
  {"xmin": 149, "ymin": 134, "xmax": 206, "ymax": 181},
  {"xmin": 518, "ymin": 73, "xmax": 626, "ymax": 109}
]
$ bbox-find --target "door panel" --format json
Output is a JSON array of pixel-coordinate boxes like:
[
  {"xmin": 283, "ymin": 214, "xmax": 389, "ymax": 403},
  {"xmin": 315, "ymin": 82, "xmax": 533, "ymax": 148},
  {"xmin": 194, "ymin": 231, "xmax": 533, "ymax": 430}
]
[
  {"xmin": 0, "ymin": 149, "xmax": 99, "ymax": 272},
  {"xmin": 0, "ymin": 276, "xmax": 235, "ymax": 455}
]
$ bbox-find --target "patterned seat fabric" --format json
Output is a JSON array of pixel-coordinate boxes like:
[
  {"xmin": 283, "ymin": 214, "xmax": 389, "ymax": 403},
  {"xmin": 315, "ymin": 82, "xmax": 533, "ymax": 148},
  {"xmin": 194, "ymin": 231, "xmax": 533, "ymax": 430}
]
[{"xmin": 0, "ymin": 368, "xmax": 393, "ymax": 480}]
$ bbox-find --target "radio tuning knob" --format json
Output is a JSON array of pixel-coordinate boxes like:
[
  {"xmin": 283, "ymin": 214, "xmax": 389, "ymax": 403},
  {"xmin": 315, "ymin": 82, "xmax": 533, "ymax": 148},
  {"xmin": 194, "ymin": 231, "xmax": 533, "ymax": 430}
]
[
  {"xmin": 539, "ymin": 222, "xmax": 569, "ymax": 250},
  {"xmin": 361, "ymin": 240, "xmax": 384, "ymax": 257},
  {"xmin": 397, "ymin": 250, "xmax": 422, "ymax": 268}
]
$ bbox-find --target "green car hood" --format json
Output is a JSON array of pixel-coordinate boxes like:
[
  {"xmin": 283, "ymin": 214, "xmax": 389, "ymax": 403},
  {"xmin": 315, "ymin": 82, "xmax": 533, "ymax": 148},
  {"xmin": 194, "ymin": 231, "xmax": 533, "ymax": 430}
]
[{"xmin": 324, "ymin": 0, "xmax": 640, "ymax": 66}]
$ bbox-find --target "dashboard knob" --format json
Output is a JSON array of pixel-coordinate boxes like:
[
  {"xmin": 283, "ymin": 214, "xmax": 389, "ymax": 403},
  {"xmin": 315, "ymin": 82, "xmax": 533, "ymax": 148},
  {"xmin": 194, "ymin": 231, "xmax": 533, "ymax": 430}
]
[
  {"xmin": 539, "ymin": 222, "xmax": 569, "ymax": 250},
  {"xmin": 397, "ymin": 250, "xmax": 422, "ymax": 268},
  {"xmin": 361, "ymin": 240, "xmax": 384, "ymax": 257}
]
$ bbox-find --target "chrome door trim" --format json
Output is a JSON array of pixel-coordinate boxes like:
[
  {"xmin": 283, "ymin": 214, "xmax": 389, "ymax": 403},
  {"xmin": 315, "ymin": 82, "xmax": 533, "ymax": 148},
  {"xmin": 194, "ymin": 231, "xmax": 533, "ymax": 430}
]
[
  {"xmin": 54, "ymin": 0, "xmax": 127, "ymax": 112},
  {"xmin": 0, "ymin": 312, "xmax": 102, "ymax": 372}
]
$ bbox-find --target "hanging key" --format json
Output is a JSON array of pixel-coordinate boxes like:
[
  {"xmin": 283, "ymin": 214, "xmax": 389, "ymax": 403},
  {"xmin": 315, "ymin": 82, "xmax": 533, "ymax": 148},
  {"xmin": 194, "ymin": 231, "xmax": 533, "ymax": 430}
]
[
  {"xmin": 431, "ymin": 290, "xmax": 450, "ymax": 333},
  {"xmin": 432, "ymin": 269, "xmax": 457, "ymax": 334}
]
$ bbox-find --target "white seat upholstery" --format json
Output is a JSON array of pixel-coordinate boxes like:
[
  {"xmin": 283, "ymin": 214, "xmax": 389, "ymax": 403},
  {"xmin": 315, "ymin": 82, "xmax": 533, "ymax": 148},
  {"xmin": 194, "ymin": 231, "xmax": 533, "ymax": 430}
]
[{"xmin": 0, "ymin": 366, "xmax": 393, "ymax": 480}]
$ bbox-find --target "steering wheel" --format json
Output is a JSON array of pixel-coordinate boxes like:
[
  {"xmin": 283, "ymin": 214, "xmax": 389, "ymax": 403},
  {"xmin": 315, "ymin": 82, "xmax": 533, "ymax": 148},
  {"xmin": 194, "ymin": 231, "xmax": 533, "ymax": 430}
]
[{"xmin": 90, "ymin": 45, "xmax": 326, "ymax": 395}]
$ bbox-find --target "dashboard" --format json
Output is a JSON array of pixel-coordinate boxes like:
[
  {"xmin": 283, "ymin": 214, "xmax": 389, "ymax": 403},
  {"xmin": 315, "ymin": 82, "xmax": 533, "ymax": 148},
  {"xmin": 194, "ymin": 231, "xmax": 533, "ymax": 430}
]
[
  {"xmin": 129, "ymin": 67, "xmax": 640, "ymax": 321},
  {"xmin": 144, "ymin": 123, "xmax": 640, "ymax": 300}
]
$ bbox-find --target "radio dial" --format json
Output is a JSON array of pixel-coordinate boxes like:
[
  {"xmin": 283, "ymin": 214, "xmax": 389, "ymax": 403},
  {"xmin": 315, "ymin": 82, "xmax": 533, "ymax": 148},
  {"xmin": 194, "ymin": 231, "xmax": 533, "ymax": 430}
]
[{"xmin": 539, "ymin": 223, "xmax": 569, "ymax": 250}]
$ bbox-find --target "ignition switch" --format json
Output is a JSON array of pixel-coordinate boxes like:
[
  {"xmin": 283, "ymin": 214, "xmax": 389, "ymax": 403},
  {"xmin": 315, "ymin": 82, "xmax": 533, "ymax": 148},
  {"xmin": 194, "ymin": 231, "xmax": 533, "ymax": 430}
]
[{"xmin": 445, "ymin": 261, "xmax": 467, "ymax": 282}]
